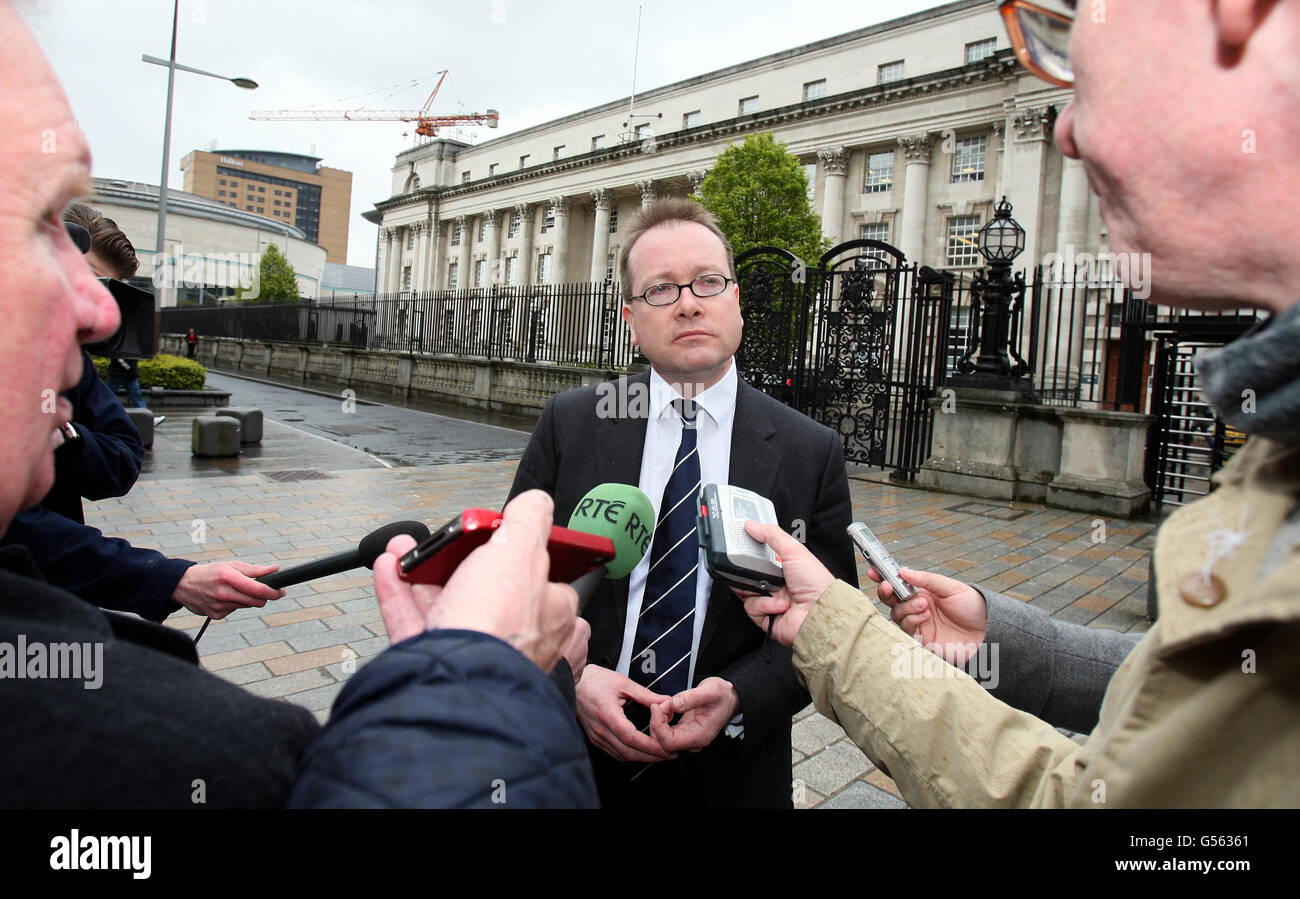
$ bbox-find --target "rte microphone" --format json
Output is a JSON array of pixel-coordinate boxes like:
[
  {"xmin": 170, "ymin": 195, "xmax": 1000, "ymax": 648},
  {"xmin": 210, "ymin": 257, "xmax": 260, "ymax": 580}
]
[
  {"xmin": 564, "ymin": 483, "xmax": 655, "ymax": 613},
  {"xmin": 256, "ymin": 520, "xmax": 431, "ymax": 590}
]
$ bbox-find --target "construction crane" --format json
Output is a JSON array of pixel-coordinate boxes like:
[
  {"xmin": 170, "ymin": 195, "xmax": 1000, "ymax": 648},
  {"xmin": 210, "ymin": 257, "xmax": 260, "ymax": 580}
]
[{"xmin": 250, "ymin": 70, "xmax": 498, "ymax": 138}]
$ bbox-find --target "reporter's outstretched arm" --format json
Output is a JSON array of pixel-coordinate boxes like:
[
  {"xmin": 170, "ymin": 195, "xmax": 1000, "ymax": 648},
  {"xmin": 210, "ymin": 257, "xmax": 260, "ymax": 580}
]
[
  {"xmin": 289, "ymin": 490, "xmax": 599, "ymax": 808},
  {"xmin": 739, "ymin": 522, "xmax": 1085, "ymax": 809}
]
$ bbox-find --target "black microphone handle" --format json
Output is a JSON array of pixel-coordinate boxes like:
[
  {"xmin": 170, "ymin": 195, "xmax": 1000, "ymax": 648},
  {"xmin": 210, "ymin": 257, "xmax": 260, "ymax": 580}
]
[
  {"xmin": 570, "ymin": 566, "xmax": 607, "ymax": 616},
  {"xmin": 257, "ymin": 549, "xmax": 362, "ymax": 590}
]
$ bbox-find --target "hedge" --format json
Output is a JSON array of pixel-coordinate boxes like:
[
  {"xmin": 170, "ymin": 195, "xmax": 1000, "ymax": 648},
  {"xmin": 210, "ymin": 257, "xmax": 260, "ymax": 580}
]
[{"xmin": 92, "ymin": 354, "xmax": 207, "ymax": 390}]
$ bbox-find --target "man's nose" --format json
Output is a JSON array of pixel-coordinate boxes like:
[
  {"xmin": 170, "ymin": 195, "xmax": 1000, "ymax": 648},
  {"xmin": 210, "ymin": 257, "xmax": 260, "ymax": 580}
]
[
  {"xmin": 1054, "ymin": 100, "xmax": 1080, "ymax": 160},
  {"xmin": 75, "ymin": 270, "xmax": 121, "ymax": 346}
]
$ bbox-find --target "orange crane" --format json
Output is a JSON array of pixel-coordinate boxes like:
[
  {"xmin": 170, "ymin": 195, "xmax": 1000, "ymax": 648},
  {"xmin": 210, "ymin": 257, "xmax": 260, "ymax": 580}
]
[{"xmin": 249, "ymin": 70, "xmax": 498, "ymax": 137}]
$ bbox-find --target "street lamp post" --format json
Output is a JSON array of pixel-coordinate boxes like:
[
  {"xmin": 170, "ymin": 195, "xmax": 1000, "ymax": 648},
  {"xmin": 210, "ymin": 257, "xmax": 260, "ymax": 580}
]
[
  {"xmin": 954, "ymin": 196, "xmax": 1034, "ymax": 395},
  {"xmin": 144, "ymin": 0, "xmax": 257, "ymax": 309}
]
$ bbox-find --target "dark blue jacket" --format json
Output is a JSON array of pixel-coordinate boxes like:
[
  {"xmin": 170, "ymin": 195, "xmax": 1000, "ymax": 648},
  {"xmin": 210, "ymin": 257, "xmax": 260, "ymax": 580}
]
[
  {"xmin": 0, "ymin": 505, "xmax": 190, "ymax": 622},
  {"xmin": 289, "ymin": 629, "xmax": 600, "ymax": 808},
  {"xmin": 43, "ymin": 351, "xmax": 144, "ymax": 524}
]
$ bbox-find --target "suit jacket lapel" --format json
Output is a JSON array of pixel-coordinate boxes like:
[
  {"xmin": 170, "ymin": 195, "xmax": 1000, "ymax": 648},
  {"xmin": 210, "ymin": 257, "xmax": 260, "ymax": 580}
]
[
  {"xmin": 700, "ymin": 377, "xmax": 779, "ymax": 654},
  {"xmin": 594, "ymin": 370, "xmax": 651, "ymax": 642}
]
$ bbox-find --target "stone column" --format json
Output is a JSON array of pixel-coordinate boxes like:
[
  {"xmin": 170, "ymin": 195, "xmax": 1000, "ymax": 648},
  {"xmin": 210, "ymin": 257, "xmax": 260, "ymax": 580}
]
[
  {"xmin": 431, "ymin": 222, "xmax": 446, "ymax": 291},
  {"xmin": 456, "ymin": 215, "xmax": 472, "ymax": 290},
  {"xmin": 590, "ymin": 189, "xmax": 612, "ymax": 283},
  {"xmin": 817, "ymin": 147, "xmax": 848, "ymax": 246},
  {"xmin": 550, "ymin": 196, "xmax": 570, "ymax": 284},
  {"xmin": 423, "ymin": 212, "xmax": 439, "ymax": 291},
  {"xmin": 409, "ymin": 222, "xmax": 427, "ymax": 291},
  {"xmin": 1009, "ymin": 106, "xmax": 1057, "ymax": 365},
  {"xmin": 377, "ymin": 227, "xmax": 393, "ymax": 297},
  {"xmin": 516, "ymin": 203, "xmax": 534, "ymax": 285},
  {"xmin": 636, "ymin": 179, "xmax": 656, "ymax": 209},
  {"xmin": 483, "ymin": 209, "xmax": 501, "ymax": 286},
  {"xmin": 897, "ymin": 134, "xmax": 933, "ymax": 266},
  {"xmin": 1046, "ymin": 156, "xmax": 1093, "ymax": 391},
  {"xmin": 387, "ymin": 227, "xmax": 403, "ymax": 293}
]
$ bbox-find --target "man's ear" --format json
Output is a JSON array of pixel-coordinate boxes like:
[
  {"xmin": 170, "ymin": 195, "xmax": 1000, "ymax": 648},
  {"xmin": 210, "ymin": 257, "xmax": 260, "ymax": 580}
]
[
  {"xmin": 621, "ymin": 303, "xmax": 638, "ymax": 346},
  {"xmin": 1213, "ymin": 0, "xmax": 1278, "ymax": 51}
]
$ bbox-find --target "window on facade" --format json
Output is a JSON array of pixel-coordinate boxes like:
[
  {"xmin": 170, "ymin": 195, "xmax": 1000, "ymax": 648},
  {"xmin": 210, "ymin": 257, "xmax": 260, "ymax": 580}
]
[
  {"xmin": 402, "ymin": 266, "xmax": 412, "ymax": 290},
  {"xmin": 245, "ymin": 205, "xmax": 253, "ymax": 211},
  {"xmin": 217, "ymin": 189, "xmax": 226, "ymax": 197},
  {"xmin": 475, "ymin": 259, "xmax": 486, "ymax": 287},
  {"xmin": 448, "ymin": 261, "xmax": 459, "ymax": 290},
  {"xmin": 541, "ymin": 206, "xmax": 555, "ymax": 234},
  {"xmin": 878, "ymin": 60, "xmax": 905, "ymax": 83},
  {"xmin": 537, "ymin": 252, "xmax": 551, "ymax": 284},
  {"xmin": 462, "ymin": 171, "xmax": 471, "ymax": 184},
  {"xmin": 683, "ymin": 110, "xmax": 701, "ymax": 129},
  {"xmin": 274, "ymin": 188, "xmax": 282, "ymax": 196},
  {"xmin": 219, "ymin": 179, "xmax": 227, "ymax": 186},
  {"xmin": 865, "ymin": 150, "xmax": 894, "ymax": 192},
  {"xmin": 477, "ymin": 218, "xmax": 487, "ymax": 242},
  {"xmin": 257, "ymin": 206, "xmax": 264, "ymax": 213},
  {"xmin": 860, "ymin": 222, "xmax": 889, "ymax": 243},
  {"xmin": 505, "ymin": 255, "xmax": 518, "ymax": 285},
  {"xmin": 258, "ymin": 186, "xmax": 266, "ymax": 192},
  {"xmin": 553, "ymin": 145, "xmax": 565, "ymax": 160},
  {"xmin": 519, "ymin": 154, "xmax": 531, "ymax": 169},
  {"xmin": 489, "ymin": 163, "xmax": 499, "ymax": 176},
  {"xmin": 803, "ymin": 79, "xmax": 826, "ymax": 101},
  {"xmin": 443, "ymin": 310, "xmax": 454, "ymax": 341},
  {"xmin": 591, "ymin": 134, "xmax": 606, "ymax": 151},
  {"xmin": 738, "ymin": 95, "xmax": 759, "ymax": 116},
  {"xmin": 634, "ymin": 123, "xmax": 650, "ymax": 140},
  {"xmin": 406, "ymin": 229, "xmax": 415, "ymax": 251},
  {"xmin": 951, "ymin": 135, "xmax": 987, "ymax": 183},
  {"xmin": 804, "ymin": 162, "xmax": 816, "ymax": 202},
  {"xmin": 609, "ymin": 207, "xmax": 619, "ymax": 233},
  {"xmin": 946, "ymin": 216, "xmax": 983, "ymax": 266},
  {"xmin": 508, "ymin": 210, "xmax": 521, "ymax": 238},
  {"xmin": 450, "ymin": 221, "xmax": 462, "ymax": 246},
  {"xmin": 274, "ymin": 199, "xmax": 281, "ymax": 206},
  {"xmin": 965, "ymin": 38, "xmax": 997, "ymax": 63},
  {"xmin": 606, "ymin": 253, "xmax": 615, "ymax": 283}
]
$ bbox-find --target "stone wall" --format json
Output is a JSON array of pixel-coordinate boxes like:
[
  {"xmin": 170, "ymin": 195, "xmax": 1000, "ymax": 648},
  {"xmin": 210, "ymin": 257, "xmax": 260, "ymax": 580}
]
[{"xmin": 164, "ymin": 335, "xmax": 625, "ymax": 418}]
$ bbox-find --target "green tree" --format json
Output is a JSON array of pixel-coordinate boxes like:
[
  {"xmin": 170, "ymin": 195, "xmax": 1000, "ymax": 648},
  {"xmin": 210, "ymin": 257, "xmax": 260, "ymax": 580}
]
[
  {"xmin": 238, "ymin": 243, "xmax": 300, "ymax": 303},
  {"xmin": 698, "ymin": 132, "xmax": 830, "ymax": 268}
]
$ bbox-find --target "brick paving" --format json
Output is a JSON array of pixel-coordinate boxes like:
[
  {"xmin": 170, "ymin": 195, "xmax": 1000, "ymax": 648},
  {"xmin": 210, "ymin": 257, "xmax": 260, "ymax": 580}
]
[{"xmin": 84, "ymin": 420, "xmax": 1159, "ymax": 810}]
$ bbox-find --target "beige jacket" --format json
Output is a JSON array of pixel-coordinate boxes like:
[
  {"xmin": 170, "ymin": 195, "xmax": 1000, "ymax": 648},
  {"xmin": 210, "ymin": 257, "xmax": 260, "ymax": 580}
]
[{"xmin": 794, "ymin": 438, "xmax": 1300, "ymax": 807}]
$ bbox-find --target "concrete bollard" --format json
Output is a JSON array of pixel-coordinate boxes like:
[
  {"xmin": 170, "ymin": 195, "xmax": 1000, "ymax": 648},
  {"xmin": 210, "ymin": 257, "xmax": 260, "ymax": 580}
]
[
  {"xmin": 215, "ymin": 407, "xmax": 264, "ymax": 444},
  {"xmin": 124, "ymin": 407, "xmax": 153, "ymax": 448},
  {"xmin": 192, "ymin": 416, "xmax": 241, "ymax": 458}
]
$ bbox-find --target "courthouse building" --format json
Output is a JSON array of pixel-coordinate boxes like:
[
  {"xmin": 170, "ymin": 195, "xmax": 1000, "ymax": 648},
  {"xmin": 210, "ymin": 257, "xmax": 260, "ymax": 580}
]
[{"xmin": 367, "ymin": 0, "xmax": 1092, "ymax": 296}]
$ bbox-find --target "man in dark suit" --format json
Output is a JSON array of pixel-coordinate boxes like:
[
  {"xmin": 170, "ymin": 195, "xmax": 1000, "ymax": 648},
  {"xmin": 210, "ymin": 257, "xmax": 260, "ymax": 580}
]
[{"xmin": 509, "ymin": 198, "xmax": 857, "ymax": 807}]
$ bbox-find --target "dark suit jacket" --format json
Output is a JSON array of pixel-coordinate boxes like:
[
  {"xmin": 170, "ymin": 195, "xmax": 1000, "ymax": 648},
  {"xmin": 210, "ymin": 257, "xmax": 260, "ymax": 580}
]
[{"xmin": 508, "ymin": 369, "xmax": 857, "ymax": 807}]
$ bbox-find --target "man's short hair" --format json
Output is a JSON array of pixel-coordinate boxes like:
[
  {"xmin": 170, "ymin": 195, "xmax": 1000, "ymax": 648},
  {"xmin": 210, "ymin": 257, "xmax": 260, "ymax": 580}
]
[
  {"xmin": 619, "ymin": 197, "xmax": 736, "ymax": 303},
  {"xmin": 62, "ymin": 201, "xmax": 138, "ymax": 280}
]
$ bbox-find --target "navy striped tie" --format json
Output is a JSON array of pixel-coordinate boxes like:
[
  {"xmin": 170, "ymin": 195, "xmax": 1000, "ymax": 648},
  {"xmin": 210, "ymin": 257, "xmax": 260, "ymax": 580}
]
[{"xmin": 630, "ymin": 398, "xmax": 701, "ymax": 699}]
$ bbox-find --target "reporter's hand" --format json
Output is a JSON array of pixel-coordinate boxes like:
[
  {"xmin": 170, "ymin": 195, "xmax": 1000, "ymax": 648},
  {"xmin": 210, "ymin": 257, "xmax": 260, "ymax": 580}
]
[
  {"xmin": 563, "ymin": 617, "xmax": 591, "ymax": 683},
  {"xmin": 650, "ymin": 677, "xmax": 739, "ymax": 752},
  {"xmin": 575, "ymin": 664, "xmax": 674, "ymax": 763},
  {"xmin": 372, "ymin": 489, "xmax": 578, "ymax": 672},
  {"xmin": 871, "ymin": 567, "xmax": 988, "ymax": 665},
  {"xmin": 732, "ymin": 520, "xmax": 835, "ymax": 648},
  {"xmin": 172, "ymin": 561, "xmax": 284, "ymax": 619}
]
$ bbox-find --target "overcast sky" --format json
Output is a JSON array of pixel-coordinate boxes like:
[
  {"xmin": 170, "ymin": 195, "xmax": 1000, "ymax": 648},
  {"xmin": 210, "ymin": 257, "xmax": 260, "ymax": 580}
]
[{"xmin": 26, "ymin": 0, "xmax": 951, "ymax": 267}]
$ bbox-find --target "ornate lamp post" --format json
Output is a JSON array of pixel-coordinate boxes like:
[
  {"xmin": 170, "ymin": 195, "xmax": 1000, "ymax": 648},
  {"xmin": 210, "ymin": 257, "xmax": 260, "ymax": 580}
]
[{"xmin": 955, "ymin": 196, "xmax": 1034, "ymax": 394}]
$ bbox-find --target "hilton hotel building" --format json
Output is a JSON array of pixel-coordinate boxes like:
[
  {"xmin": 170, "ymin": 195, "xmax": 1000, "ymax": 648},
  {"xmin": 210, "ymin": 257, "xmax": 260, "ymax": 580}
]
[
  {"xmin": 368, "ymin": 0, "xmax": 1094, "ymax": 298},
  {"xmin": 182, "ymin": 149, "xmax": 354, "ymax": 264}
]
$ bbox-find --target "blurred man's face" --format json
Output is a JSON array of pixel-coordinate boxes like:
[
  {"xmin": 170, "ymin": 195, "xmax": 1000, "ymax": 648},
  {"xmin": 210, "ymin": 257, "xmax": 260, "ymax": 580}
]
[
  {"xmin": 0, "ymin": 2, "xmax": 119, "ymax": 531},
  {"xmin": 1052, "ymin": 0, "xmax": 1294, "ymax": 308}
]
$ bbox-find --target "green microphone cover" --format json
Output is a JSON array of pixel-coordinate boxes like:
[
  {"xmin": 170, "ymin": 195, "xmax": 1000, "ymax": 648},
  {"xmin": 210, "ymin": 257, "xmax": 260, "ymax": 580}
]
[{"xmin": 567, "ymin": 483, "xmax": 655, "ymax": 579}]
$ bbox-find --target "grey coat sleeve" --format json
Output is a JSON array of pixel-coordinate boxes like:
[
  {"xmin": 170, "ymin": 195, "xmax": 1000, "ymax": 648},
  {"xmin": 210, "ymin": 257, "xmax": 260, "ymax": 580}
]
[{"xmin": 973, "ymin": 587, "xmax": 1144, "ymax": 734}]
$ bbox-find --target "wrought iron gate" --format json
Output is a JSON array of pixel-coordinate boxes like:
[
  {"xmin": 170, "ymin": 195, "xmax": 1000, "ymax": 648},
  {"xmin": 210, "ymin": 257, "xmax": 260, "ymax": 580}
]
[{"xmin": 735, "ymin": 239, "xmax": 954, "ymax": 479}]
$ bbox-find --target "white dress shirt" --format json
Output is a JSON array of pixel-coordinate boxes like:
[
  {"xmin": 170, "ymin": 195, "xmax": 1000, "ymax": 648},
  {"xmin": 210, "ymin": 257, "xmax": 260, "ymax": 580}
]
[{"xmin": 615, "ymin": 359, "xmax": 738, "ymax": 690}]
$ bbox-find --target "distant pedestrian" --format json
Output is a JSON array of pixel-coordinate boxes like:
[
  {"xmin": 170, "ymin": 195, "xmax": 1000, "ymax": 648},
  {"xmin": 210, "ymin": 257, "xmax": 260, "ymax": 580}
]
[{"xmin": 186, "ymin": 327, "xmax": 197, "ymax": 359}]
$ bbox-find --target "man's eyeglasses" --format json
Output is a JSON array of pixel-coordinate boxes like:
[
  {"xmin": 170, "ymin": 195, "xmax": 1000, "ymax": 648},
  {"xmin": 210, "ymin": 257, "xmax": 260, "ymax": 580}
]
[
  {"xmin": 999, "ymin": 0, "xmax": 1074, "ymax": 88},
  {"xmin": 631, "ymin": 273, "xmax": 733, "ymax": 306}
]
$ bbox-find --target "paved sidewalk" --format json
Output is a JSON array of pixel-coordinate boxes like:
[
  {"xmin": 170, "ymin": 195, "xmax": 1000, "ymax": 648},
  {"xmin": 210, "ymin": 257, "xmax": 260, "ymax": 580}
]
[{"xmin": 86, "ymin": 421, "xmax": 1158, "ymax": 809}]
